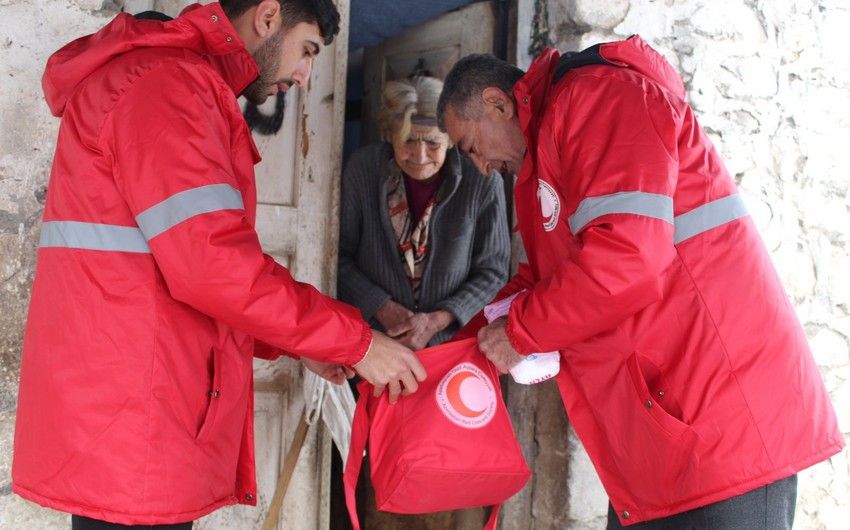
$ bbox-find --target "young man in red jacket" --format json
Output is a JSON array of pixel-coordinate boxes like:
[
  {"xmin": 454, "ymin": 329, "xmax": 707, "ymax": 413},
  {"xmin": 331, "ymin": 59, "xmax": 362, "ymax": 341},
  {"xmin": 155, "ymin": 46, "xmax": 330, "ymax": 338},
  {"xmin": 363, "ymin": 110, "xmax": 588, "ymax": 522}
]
[
  {"xmin": 438, "ymin": 37, "xmax": 843, "ymax": 528},
  {"xmin": 13, "ymin": 2, "xmax": 426, "ymax": 529}
]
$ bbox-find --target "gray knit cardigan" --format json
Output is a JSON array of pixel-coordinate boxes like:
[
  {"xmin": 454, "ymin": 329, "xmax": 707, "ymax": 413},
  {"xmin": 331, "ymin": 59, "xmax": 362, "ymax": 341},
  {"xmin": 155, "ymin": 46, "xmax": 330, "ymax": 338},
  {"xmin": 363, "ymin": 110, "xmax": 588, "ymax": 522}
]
[{"xmin": 337, "ymin": 143, "xmax": 511, "ymax": 346}]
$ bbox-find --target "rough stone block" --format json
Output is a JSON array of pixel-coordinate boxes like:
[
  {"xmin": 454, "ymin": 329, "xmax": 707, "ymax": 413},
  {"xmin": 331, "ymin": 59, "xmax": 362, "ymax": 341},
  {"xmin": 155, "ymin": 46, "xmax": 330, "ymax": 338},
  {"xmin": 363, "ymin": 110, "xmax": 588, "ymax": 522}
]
[
  {"xmin": 566, "ymin": 426, "xmax": 607, "ymax": 524},
  {"xmin": 691, "ymin": 0, "xmax": 768, "ymax": 45},
  {"xmin": 810, "ymin": 328, "xmax": 850, "ymax": 368},
  {"xmin": 568, "ymin": 0, "xmax": 630, "ymax": 30}
]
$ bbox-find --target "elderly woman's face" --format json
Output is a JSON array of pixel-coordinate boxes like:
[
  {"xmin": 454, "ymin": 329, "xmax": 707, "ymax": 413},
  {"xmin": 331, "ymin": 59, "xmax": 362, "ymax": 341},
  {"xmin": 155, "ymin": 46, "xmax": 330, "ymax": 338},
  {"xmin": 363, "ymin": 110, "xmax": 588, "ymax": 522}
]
[{"xmin": 390, "ymin": 124, "xmax": 450, "ymax": 181}]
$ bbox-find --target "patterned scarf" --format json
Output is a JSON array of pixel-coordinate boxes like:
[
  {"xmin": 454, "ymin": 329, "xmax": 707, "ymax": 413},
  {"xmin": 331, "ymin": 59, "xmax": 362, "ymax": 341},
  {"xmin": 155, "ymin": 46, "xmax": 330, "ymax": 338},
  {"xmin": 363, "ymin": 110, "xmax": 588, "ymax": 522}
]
[{"xmin": 386, "ymin": 162, "xmax": 439, "ymax": 301}]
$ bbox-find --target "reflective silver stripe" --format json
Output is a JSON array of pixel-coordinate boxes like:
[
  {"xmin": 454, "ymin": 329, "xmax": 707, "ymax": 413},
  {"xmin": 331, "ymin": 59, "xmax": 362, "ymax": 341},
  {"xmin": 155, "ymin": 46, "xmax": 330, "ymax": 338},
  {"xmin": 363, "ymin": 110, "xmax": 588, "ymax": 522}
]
[
  {"xmin": 568, "ymin": 191, "xmax": 674, "ymax": 235},
  {"xmin": 674, "ymin": 193, "xmax": 748, "ymax": 244},
  {"xmin": 135, "ymin": 183, "xmax": 244, "ymax": 240},
  {"xmin": 39, "ymin": 221, "xmax": 151, "ymax": 253}
]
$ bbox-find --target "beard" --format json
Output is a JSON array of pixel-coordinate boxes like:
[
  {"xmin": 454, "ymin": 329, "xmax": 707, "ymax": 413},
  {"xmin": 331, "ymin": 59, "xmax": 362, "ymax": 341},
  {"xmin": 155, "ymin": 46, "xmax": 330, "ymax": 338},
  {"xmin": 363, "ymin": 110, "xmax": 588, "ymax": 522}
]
[{"xmin": 242, "ymin": 28, "xmax": 285, "ymax": 105}]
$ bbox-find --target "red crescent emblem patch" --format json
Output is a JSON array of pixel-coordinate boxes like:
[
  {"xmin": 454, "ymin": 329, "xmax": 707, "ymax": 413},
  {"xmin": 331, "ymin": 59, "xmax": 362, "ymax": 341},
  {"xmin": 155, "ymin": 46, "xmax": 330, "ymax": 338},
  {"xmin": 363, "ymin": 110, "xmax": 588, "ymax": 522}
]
[{"xmin": 435, "ymin": 362, "xmax": 497, "ymax": 429}]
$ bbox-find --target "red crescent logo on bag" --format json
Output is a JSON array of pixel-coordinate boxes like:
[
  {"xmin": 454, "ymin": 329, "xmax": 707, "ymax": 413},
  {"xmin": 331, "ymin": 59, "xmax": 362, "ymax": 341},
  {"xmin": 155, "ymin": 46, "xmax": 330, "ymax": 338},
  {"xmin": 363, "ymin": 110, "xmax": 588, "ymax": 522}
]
[{"xmin": 436, "ymin": 362, "xmax": 497, "ymax": 429}]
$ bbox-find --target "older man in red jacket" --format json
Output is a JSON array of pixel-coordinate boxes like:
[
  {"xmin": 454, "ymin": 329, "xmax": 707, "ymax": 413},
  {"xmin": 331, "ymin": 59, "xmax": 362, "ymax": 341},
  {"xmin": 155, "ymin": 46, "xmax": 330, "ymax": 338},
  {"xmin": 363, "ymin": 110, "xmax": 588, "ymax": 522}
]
[
  {"xmin": 438, "ymin": 37, "xmax": 843, "ymax": 528},
  {"xmin": 13, "ymin": 2, "xmax": 426, "ymax": 529}
]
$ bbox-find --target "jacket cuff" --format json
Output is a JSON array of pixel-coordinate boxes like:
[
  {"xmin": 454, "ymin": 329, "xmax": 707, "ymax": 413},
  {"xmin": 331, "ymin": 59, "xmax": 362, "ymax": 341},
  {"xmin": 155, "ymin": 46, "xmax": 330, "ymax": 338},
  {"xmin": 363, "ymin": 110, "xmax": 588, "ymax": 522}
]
[
  {"xmin": 505, "ymin": 292, "xmax": 537, "ymax": 355},
  {"xmin": 348, "ymin": 322, "xmax": 373, "ymax": 366}
]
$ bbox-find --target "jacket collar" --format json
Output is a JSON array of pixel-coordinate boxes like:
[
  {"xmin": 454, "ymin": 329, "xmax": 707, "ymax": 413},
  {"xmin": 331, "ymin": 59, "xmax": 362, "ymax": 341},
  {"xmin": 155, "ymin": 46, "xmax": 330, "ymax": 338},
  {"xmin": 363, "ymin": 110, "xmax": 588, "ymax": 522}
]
[
  {"xmin": 513, "ymin": 48, "xmax": 561, "ymax": 142},
  {"xmin": 177, "ymin": 3, "xmax": 259, "ymax": 97},
  {"xmin": 42, "ymin": 2, "xmax": 259, "ymax": 116}
]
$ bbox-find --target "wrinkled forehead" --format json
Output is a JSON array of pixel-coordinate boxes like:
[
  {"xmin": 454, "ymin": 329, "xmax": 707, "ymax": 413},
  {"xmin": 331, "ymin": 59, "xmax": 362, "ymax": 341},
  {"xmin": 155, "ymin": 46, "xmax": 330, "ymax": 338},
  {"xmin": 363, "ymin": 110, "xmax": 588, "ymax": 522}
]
[{"xmin": 406, "ymin": 123, "xmax": 445, "ymax": 138}]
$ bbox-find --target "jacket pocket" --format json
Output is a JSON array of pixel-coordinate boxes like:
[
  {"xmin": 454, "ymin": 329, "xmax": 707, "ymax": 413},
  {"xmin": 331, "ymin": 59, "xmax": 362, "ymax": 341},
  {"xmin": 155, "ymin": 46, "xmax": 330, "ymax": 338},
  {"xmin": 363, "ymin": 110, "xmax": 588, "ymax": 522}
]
[
  {"xmin": 195, "ymin": 347, "xmax": 223, "ymax": 443},
  {"xmin": 625, "ymin": 352, "xmax": 691, "ymax": 439}
]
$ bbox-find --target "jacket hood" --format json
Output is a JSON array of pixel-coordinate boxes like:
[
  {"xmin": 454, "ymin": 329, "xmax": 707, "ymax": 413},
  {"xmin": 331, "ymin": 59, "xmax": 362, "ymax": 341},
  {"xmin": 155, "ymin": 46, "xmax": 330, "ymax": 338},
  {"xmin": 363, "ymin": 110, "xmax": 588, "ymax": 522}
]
[
  {"xmin": 553, "ymin": 35, "xmax": 685, "ymax": 100},
  {"xmin": 42, "ymin": 2, "xmax": 259, "ymax": 117},
  {"xmin": 513, "ymin": 36, "xmax": 686, "ymax": 140}
]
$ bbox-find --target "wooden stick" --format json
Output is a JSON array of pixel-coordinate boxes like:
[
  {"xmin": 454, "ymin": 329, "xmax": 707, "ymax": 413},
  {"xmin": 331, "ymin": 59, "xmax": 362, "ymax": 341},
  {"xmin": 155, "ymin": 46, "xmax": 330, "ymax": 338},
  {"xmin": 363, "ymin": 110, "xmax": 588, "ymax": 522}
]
[{"xmin": 261, "ymin": 410, "xmax": 311, "ymax": 530}]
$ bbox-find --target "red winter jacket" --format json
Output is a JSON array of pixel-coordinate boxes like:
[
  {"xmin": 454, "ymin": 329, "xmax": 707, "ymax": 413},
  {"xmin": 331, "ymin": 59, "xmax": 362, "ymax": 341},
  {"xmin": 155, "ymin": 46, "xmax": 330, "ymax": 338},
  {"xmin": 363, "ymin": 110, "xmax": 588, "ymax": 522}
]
[
  {"xmin": 501, "ymin": 37, "xmax": 843, "ymax": 525},
  {"xmin": 13, "ymin": 3, "xmax": 370, "ymax": 525}
]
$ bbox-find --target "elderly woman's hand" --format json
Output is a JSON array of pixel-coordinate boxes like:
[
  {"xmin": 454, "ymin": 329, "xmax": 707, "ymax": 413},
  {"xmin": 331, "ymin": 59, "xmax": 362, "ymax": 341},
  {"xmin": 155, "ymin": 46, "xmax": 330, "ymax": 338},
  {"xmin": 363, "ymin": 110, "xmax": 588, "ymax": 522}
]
[
  {"xmin": 387, "ymin": 310, "xmax": 454, "ymax": 351},
  {"xmin": 375, "ymin": 299, "xmax": 414, "ymax": 332}
]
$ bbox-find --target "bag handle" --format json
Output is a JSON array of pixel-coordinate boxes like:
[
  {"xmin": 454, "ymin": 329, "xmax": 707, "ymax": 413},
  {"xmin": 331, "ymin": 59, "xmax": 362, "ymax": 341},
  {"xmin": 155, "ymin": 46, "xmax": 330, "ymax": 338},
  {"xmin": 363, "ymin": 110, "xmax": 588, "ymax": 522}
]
[
  {"xmin": 485, "ymin": 504, "xmax": 501, "ymax": 530},
  {"xmin": 343, "ymin": 383, "xmax": 370, "ymax": 530},
  {"xmin": 343, "ymin": 365, "xmax": 504, "ymax": 530}
]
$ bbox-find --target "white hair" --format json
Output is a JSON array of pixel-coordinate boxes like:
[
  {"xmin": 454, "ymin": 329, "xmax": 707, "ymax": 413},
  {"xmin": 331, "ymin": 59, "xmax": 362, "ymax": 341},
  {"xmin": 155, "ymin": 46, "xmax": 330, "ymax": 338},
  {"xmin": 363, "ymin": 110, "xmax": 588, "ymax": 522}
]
[{"xmin": 379, "ymin": 76, "xmax": 444, "ymax": 144}]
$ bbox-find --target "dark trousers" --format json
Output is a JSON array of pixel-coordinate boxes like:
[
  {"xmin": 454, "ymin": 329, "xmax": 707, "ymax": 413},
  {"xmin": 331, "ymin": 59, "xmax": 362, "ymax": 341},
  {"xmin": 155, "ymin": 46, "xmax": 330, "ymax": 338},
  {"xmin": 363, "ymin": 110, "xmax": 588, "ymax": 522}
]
[
  {"xmin": 71, "ymin": 515, "xmax": 193, "ymax": 530},
  {"xmin": 607, "ymin": 474, "xmax": 797, "ymax": 530}
]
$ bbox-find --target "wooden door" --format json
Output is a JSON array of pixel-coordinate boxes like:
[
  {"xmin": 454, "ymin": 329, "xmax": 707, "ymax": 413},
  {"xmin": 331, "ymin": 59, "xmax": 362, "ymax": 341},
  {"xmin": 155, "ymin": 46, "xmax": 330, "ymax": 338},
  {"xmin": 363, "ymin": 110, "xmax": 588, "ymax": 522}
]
[
  {"xmin": 127, "ymin": 1, "xmax": 353, "ymax": 529},
  {"xmin": 360, "ymin": 1, "xmax": 496, "ymax": 145},
  {"xmin": 359, "ymin": 3, "xmax": 572, "ymax": 529},
  {"xmin": 356, "ymin": 4, "xmax": 502, "ymax": 529}
]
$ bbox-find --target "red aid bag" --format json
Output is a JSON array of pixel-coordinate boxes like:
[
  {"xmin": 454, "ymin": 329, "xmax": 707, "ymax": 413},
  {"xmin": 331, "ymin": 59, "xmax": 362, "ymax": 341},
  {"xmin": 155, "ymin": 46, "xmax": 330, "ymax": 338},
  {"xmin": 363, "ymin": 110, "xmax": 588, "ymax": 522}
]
[{"xmin": 343, "ymin": 338, "xmax": 531, "ymax": 530}]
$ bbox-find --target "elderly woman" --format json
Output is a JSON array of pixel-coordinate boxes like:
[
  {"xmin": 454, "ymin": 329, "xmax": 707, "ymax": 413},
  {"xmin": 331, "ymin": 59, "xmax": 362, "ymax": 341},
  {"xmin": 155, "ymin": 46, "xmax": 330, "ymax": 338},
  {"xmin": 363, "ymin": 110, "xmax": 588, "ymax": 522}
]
[
  {"xmin": 337, "ymin": 74, "xmax": 510, "ymax": 528},
  {"xmin": 338, "ymin": 75, "xmax": 510, "ymax": 351}
]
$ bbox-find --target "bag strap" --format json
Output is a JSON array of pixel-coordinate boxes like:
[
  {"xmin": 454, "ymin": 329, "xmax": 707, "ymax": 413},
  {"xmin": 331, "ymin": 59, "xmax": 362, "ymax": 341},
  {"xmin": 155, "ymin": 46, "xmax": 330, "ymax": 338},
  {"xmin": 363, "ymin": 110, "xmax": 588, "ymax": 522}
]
[
  {"xmin": 343, "ymin": 385, "xmax": 370, "ymax": 530},
  {"xmin": 484, "ymin": 503, "xmax": 501, "ymax": 530}
]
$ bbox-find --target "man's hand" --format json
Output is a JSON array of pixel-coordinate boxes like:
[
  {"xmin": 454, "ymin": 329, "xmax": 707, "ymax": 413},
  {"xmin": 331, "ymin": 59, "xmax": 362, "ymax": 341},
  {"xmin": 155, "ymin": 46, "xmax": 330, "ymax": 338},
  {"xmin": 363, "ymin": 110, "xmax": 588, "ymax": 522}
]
[
  {"xmin": 353, "ymin": 331, "xmax": 427, "ymax": 403},
  {"xmin": 477, "ymin": 317, "xmax": 525, "ymax": 374},
  {"xmin": 374, "ymin": 299, "xmax": 414, "ymax": 332},
  {"xmin": 302, "ymin": 358, "xmax": 356, "ymax": 385},
  {"xmin": 387, "ymin": 310, "xmax": 454, "ymax": 350}
]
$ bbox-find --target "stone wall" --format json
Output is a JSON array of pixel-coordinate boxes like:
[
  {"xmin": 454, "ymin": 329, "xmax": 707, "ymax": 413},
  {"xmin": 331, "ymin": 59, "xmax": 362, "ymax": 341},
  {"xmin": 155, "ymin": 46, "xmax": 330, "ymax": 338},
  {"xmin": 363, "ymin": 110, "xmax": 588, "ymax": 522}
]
[
  {"xmin": 0, "ymin": 1, "xmax": 124, "ymax": 526},
  {"xmin": 514, "ymin": 0, "xmax": 850, "ymax": 528},
  {"xmin": 0, "ymin": 1, "xmax": 226, "ymax": 527}
]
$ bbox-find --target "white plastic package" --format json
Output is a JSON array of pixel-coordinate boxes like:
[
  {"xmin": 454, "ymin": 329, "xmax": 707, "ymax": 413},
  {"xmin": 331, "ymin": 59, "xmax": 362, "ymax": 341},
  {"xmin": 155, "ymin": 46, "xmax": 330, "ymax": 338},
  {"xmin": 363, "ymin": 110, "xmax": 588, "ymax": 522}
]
[{"xmin": 483, "ymin": 291, "xmax": 561, "ymax": 385}]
